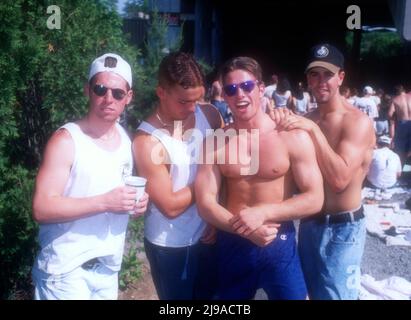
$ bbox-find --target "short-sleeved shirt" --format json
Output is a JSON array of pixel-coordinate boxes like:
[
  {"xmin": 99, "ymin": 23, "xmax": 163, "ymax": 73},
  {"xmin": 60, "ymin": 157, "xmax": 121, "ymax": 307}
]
[{"xmin": 367, "ymin": 147, "xmax": 402, "ymax": 189}]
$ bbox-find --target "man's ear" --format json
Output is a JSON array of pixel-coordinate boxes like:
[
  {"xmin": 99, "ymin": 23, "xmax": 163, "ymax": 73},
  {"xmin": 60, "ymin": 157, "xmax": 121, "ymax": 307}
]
[
  {"xmin": 338, "ymin": 70, "xmax": 345, "ymax": 85},
  {"xmin": 125, "ymin": 90, "xmax": 133, "ymax": 105},
  {"xmin": 156, "ymin": 86, "xmax": 165, "ymax": 100}
]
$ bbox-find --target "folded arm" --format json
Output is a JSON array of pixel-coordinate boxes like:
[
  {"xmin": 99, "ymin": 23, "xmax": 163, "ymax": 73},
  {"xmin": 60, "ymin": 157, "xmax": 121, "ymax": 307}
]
[
  {"xmin": 196, "ymin": 138, "xmax": 279, "ymax": 245},
  {"xmin": 133, "ymin": 132, "xmax": 194, "ymax": 219}
]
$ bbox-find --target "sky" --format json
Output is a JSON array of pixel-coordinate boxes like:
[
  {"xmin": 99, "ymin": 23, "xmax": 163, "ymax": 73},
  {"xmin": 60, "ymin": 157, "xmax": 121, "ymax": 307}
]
[{"xmin": 116, "ymin": 0, "xmax": 127, "ymax": 14}]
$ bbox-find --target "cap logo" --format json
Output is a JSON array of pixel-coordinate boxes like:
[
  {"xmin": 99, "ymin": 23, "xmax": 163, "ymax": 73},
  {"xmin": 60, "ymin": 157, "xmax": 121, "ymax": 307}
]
[
  {"xmin": 315, "ymin": 46, "xmax": 329, "ymax": 58},
  {"xmin": 104, "ymin": 56, "xmax": 118, "ymax": 68}
]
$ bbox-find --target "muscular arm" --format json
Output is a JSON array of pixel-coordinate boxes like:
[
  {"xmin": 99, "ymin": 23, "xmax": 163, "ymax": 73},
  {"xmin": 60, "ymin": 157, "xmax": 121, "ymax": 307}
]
[
  {"xmin": 266, "ymin": 130, "xmax": 323, "ymax": 220},
  {"xmin": 133, "ymin": 133, "xmax": 194, "ymax": 219},
  {"xmin": 308, "ymin": 115, "xmax": 374, "ymax": 192},
  {"xmin": 195, "ymin": 160, "xmax": 234, "ymax": 232},
  {"xmin": 33, "ymin": 130, "xmax": 137, "ymax": 223},
  {"xmin": 199, "ymin": 103, "xmax": 224, "ymax": 130}
]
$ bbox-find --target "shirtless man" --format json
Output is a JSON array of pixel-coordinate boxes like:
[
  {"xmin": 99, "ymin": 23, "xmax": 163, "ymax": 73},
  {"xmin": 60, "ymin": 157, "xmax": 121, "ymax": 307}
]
[
  {"xmin": 272, "ymin": 44, "xmax": 375, "ymax": 299},
  {"xmin": 195, "ymin": 56, "xmax": 323, "ymax": 300},
  {"xmin": 388, "ymin": 85, "xmax": 411, "ymax": 164}
]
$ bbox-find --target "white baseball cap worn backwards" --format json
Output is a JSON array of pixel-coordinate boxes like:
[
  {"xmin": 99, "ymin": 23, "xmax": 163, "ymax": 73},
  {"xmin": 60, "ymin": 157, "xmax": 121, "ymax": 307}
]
[{"xmin": 88, "ymin": 53, "xmax": 132, "ymax": 88}]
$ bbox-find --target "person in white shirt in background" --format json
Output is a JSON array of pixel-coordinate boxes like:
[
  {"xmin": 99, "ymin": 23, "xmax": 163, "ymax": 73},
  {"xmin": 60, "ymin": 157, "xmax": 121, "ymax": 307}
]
[
  {"xmin": 372, "ymin": 88, "xmax": 383, "ymax": 111},
  {"xmin": 263, "ymin": 74, "xmax": 278, "ymax": 100},
  {"xmin": 292, "ymin": 81, "xmax": 310, "ymax": 116},
  {"xmin": 272, "ymin": 77, "xmax": 293, "ymax": 109},
  {"xmin": 347, "ymin": 87, "xmax": 359, "ymax": 105},
  {"xmin": 366, "ymin": 135, "xmax": 402, "ymax": 190},
  {"xmin": 355, "ymin": 86, "xmax": 379, "ymax": 131}
]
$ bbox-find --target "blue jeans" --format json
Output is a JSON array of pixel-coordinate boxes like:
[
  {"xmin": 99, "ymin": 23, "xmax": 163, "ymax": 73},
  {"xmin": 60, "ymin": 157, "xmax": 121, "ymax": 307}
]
[
  {"xmin": 394, "ymin": 120, "xmax": 411, "ymax": 153},
  {"xmin": 298, "ymin": 209, "xmax": 366, "ymax": 300},
  {"xmin": 217, "ymin": 222, "xmax": 307, "ymax": 300},
  {"xmin": 144, "ymin": 238, "xmax": 218, "ymax": 300}
]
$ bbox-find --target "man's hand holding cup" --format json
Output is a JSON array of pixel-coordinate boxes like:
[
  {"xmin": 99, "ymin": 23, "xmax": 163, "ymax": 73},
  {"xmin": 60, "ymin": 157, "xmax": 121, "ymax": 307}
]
[{"xmin": 124, "ymin": 176, "xmax": 149, "ymax": 217}]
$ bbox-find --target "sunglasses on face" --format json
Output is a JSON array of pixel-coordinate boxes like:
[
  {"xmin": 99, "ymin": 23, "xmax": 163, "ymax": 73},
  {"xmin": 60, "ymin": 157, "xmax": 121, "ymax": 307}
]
[
  {"xmin": 223, "ymin": 80, "xmax": 258, "ymax": 97},
  {"xmin": 92, "ymin": 84, "xmax": 127, "ymax": 101}
]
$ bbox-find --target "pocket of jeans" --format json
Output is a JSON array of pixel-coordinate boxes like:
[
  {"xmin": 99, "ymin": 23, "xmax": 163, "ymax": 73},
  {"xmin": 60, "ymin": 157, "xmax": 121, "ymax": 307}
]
[{"xmin": 329, "ymin": 223, "xmax": 361, "ymax": 245}]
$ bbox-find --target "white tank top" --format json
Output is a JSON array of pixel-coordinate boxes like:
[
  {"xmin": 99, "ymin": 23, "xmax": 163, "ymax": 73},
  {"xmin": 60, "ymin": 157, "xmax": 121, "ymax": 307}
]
[
  {"xmin": 295, "ymin": 93, "xmax": 310, "ymax": 114},
  {"xmin": 35, "ymin": 122, "xmax": 133, "ymax": 274},
  {"xmin": 137, "ymin": 106, "xmax": 211, "ymax": 247},
  {"xmin": 273, "ymin": 90, "xmax": 291, "ymax": 108}
]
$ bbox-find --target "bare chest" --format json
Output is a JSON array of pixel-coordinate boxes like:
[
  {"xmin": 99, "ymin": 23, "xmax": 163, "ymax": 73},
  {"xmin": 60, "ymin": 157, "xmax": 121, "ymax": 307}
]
[
  {"xmin": 218, "ymin": 131, "xmax": 290, "ymax": 179},
  {"xmin": 317, "ymin": 117, "xmax": 343, "ymax": 149}
]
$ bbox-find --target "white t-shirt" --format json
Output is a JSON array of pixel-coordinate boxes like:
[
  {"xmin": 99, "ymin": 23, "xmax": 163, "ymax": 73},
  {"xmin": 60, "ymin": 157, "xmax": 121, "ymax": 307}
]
[
  {"xmin": 264, "ymin": 84, "xmax": 277, "ymax": 99},
  {"xmin": 372, "ymin": 95, "xmax": 381, "ymax": 107},
  {"xmin": 367, "ymin": 147, "xmax": 402, "ymax": 189},
  {"xmin": 355, "ymin": 96, "xmax": 378, "ymax": 119}
]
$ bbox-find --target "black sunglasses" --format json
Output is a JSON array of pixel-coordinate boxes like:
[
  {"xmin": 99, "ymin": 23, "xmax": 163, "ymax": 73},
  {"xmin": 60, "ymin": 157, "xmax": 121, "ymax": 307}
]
[
  {"xmin": 93, "ymin": 84, "xmax": 127, "ymax": 101},
  {"xmin": 223, "ymin": 80, "xmax": 258, "ymax": 97}
]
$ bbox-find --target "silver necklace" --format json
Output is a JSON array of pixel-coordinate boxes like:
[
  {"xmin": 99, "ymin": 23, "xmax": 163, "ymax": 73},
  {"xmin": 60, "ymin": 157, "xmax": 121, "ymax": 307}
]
[
  {"xmin": 156, "ymin": 110, "xmax": 186, "ymax": 129},
  {"xmin": 155, "ymin": 111, "xmax": 172, "ymax": 127}
]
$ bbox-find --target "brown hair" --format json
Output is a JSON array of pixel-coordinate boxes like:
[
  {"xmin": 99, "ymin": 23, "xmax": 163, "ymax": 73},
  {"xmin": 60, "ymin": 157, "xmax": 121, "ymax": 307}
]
[
  {"xmin": 220, "ymin": 56, "xmax": 262, "ymax": 84},
  {"xmin": 158, "ymin": 52, "xmax": 204, "ymax": 89}
]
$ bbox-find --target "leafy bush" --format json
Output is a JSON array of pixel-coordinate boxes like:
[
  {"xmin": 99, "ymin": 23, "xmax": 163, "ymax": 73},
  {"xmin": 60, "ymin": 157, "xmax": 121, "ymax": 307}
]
[
  {"xmin": 0, "ymin": 166, "xmax": 37, "ymax": 299},
  {"xmin": 119, "ymin": 217, "xmax": 145, "ymax": 290}
]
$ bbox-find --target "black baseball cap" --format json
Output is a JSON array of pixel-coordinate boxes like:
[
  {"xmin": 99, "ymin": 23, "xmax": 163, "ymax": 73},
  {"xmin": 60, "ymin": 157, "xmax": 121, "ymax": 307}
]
[{"xmin": 305, "ymin": 43, "xmax": 344, "ymax": 74}]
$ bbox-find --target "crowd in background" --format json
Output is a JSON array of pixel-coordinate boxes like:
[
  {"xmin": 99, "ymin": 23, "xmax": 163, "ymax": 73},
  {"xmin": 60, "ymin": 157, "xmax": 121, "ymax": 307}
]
[{"xmin": 204, "ymin": 72, "xmax": 411, "ymax": 193}]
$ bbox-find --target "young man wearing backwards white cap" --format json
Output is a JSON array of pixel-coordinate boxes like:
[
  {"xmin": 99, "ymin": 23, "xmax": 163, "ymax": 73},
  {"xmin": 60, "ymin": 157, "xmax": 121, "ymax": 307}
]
[
  {"xmin": 272, "ymin": 43, "xmax": 375, "ymax": 299},
  {"xmin": 31, "ymin": 53, "xmax": 149, "ymax": 300}
]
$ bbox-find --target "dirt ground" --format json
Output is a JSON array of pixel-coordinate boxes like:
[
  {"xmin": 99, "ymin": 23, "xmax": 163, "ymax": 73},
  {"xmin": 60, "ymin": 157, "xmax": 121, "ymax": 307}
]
[{"xmin": 118, "ymin": 254, "xmax": 158, "ymax": 300}]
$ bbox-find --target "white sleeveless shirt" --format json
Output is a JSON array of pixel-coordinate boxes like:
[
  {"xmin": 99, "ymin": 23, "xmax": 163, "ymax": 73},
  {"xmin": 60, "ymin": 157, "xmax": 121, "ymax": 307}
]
[
  {"xmin": 35, "ymin": 122, "xmax": 133, "ymax": 274},
  {"xmin": 137, "ymin": 106, "xmax": 211, "ymax": 247},
  {"xmin": 273, "ymin": 90, "xmax": 291, "ymax": 108}
]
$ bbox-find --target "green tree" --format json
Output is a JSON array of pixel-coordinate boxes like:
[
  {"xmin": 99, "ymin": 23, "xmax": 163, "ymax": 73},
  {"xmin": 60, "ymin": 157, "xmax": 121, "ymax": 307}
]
[{"xmin": 128, "ymin": 9, "xmax": 183, "ymax": 121}]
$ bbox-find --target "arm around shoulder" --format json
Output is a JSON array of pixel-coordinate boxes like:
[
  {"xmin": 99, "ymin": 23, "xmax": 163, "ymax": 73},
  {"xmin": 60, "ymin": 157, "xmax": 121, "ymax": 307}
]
[
  {"xmin": 314, "ymin": 112, "xmax": 374, "ymax": 192},
  {"xmin": 199, "ymin": 103, "xmax": 224, "ymax": 129},
  {"xmin": 268, "ymin": 129, "xmax": 324, "ymax": 220}
]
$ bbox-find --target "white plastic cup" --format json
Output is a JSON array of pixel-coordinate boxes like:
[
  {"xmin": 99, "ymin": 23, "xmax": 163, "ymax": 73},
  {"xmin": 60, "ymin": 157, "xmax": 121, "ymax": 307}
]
[{"xmin": 124, "ymin": 176, "xmax": 147, "ymax": 214}]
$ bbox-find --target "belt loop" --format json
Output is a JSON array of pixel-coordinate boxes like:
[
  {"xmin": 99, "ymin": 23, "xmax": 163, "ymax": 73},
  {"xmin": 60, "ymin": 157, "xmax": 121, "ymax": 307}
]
[
  {"xmin": 349, "ymin": 211, "xmax": 355, "ymax": 223},
  {"xmin": 325, "ymin": 215, "xmax": 330, "ymax": 225}
]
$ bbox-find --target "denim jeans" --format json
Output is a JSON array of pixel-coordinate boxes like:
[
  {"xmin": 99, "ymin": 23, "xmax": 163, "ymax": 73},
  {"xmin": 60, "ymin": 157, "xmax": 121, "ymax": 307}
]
[
  {"xmin": 298, "ymin": 212, "xmax": 366, "ymax": 300},
  {"xmin": 144, "ymin": 238, "xmax": 218, "ymax": 300},
  {"xmin": 32, "ymin": 260, "xmax": 118, "ymax": 300}
]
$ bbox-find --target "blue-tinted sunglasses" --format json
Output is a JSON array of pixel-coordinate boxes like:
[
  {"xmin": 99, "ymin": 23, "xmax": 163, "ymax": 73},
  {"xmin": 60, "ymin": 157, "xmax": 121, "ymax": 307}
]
[{"xmin": 223, "ymin": 80, "xmax": 258, "ymax": 97}]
